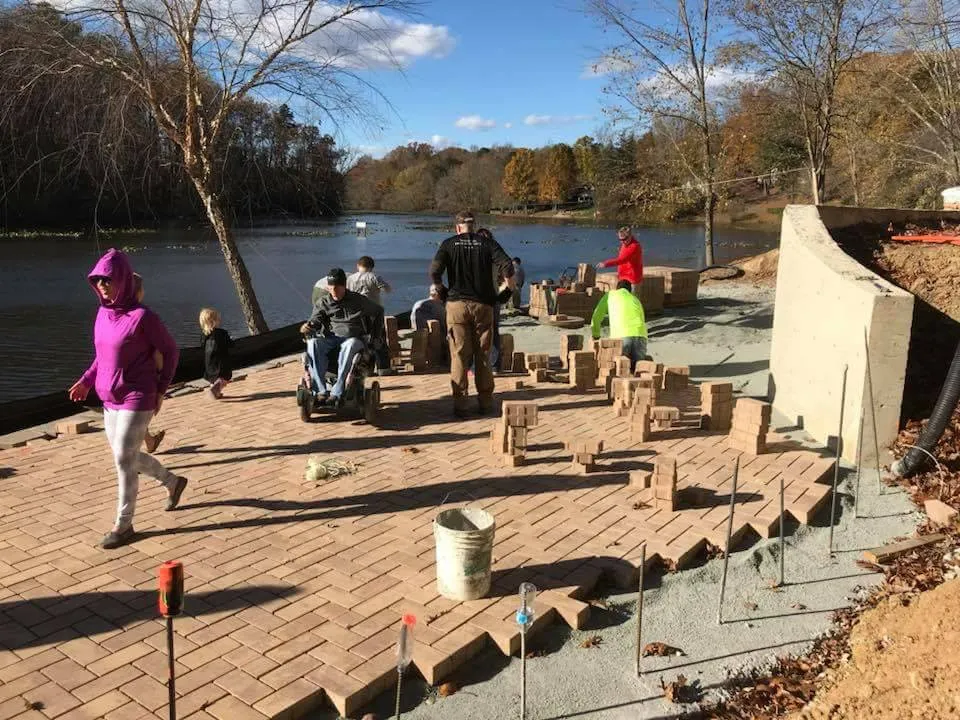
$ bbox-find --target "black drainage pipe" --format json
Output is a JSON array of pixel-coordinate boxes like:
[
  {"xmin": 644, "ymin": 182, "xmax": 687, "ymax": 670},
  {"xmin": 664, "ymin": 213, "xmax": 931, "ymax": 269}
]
[{"xmin": 892, "ymin": 338, "xmax": 960, "ymax": 478}]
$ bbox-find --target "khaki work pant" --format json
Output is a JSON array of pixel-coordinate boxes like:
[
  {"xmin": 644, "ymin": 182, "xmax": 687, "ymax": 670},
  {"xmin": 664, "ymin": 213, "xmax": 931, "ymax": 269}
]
[{"xmin": 446, "ymin": 300, "xmax": 495, "ymax": 410}]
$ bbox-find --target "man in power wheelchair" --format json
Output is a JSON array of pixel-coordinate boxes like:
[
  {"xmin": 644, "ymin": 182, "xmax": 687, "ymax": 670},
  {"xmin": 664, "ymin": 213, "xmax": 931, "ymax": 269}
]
[{"xmin": 297, "ymin": 267, "xmax": 384, "ymax": 422}]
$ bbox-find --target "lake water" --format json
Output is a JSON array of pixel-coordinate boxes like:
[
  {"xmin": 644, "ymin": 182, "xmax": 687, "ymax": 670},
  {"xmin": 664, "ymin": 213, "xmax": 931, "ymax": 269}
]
[{"xmin": 0, "ymin": 213, "xmax": 778, "ymax": 403}]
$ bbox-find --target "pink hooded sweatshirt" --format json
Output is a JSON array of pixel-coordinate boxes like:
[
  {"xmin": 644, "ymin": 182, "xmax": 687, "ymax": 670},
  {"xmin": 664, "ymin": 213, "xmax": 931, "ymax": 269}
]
[{"xmin": 79, "ymin": 249, "xmax": 179, "ymax": 412}]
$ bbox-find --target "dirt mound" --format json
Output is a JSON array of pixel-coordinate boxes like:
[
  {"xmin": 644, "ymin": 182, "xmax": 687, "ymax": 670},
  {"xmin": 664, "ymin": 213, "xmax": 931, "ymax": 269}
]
[
  {"xmin": 790, "ymin": 579, "xmax": 960, "ymax": 720},
  {"xmin": 876, "ymin": 243, "xmax": 960, "ymax": 321},
  {"xmin": 701, "ymin": 248, "xmax": 779, "ymax": 285}
]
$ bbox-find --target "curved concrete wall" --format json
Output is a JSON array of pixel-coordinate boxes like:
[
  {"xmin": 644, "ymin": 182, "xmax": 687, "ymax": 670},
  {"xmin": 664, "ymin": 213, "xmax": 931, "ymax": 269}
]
[{"xmin": 769, "ymin": 205, "xmax": 914, "ymax": 462}]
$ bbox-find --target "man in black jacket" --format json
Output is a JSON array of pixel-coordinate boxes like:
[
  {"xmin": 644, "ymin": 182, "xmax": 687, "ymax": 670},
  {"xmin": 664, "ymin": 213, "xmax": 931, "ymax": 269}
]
[
  {"xmin": 300, "ymin": 267, "xmax": 384, "ymax": 406},
  {"xmin": 430, "ymin": 211, "xmax": 515, "ymax": 416}
]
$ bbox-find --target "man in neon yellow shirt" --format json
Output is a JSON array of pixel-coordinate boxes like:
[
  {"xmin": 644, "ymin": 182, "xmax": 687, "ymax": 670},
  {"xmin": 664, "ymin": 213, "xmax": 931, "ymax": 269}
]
[{"xmin": 591, "ymin": 280, "xmax": 649, "ymax": 371}]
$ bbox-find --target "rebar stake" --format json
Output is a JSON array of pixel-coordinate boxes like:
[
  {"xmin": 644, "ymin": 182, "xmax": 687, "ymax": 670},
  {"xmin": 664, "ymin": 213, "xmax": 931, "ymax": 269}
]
[
  {"xmin": 717, "ymin": 457, "xmax": 740, "ymax": 625},
  {"xmin": 394, "ymin": 667, "xmax": 403, "ymax": 720},
  {"xmin": 854, "ymin": 409, "xmax": 865, "ymax": 519},
  {"xmin": 778, "ymin": 473, "xmax": 785, "ymax": 587},
  {"xmin": 635, "ymin": 543, "xmax": 646, "ymax": 676},
  {"xmin": 828, "ymin": 364, "xmax": 848, "ymax": 557},
  {"xmin": 864, "ymin": 329, "xmax": 883, "ymax": 494}
]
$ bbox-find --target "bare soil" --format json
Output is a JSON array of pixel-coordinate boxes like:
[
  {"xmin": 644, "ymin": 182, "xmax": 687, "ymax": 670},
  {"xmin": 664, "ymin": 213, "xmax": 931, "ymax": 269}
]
[
  {"xmin": 701, "ymin": 248, "xmax": 780, "ymax": 285},
  {"xmin": 833, "ymin": 224, "xmax": 960, "ymax": 423},
  {"xmin": 788, "ymin": 579, "xmax": 960, "ymax": 720}
]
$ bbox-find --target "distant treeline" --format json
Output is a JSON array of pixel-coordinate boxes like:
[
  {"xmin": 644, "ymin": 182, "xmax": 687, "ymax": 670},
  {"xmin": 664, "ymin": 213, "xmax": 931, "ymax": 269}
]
[
  {"xmin": 0, "ymin": 4, "xmax": 345, "ymax": 230},
  {"xmin": 347, "ymin": 50, "xmax": 960, "ymax": 223}
]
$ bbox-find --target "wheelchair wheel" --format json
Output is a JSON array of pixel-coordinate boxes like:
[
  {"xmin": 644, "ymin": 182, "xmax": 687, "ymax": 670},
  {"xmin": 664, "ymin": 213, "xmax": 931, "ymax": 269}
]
[
  {"xmin": 299, "ymin": 387, "xmax": 314, "ymax": 423},
  {"xmin": 363, "ymin": 381, "xmax": 381, "ymax": 424}
]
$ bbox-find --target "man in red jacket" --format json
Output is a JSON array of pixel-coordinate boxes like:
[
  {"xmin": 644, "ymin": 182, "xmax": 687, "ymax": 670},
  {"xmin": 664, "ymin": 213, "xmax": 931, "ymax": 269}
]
[{"xmin": 596, "ymin": 226, "xmax": 643, "ymax": 287}]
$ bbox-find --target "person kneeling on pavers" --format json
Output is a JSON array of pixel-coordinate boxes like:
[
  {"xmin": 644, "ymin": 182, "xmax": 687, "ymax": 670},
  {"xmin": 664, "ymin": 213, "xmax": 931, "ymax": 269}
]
[
  {"xmin": 300, "ymin": 267, "xmax": 385, "ymax": 408},
  {"xmin": 591, "ymin": 279, "xmax": 649, "ymax": 372}
]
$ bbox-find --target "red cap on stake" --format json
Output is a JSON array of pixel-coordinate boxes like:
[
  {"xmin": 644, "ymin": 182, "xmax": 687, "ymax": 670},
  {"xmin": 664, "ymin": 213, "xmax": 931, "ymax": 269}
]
[{"xmin": 158, "ymin": 561, "xmax": 184, "ymax": 617}]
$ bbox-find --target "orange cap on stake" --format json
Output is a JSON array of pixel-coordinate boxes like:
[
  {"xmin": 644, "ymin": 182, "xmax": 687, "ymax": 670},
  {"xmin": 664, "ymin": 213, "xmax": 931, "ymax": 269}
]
[{"xmin": 158, "ymin": 561, "xmax": 184, "ymax": 617}]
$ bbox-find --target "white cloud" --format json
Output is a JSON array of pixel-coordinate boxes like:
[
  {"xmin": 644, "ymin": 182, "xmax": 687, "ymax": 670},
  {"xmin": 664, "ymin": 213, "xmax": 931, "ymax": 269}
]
[
  {"xmin": 523, "ymin": 114, "xmax": 593, "ymax": 126},
  {"xmin": 54, "ymin": 0, "xmax": 455, "ymax": 72},
  {"xmin": 504, "ymin": 122, "xmax": 513, "ymax": 129},
  {"xmin": 634, "ymin": 65, "xmax": 759, "ymax": 99},
  {"xmin": 454, "ymin": 115, "xmax": 497, "ymax": 131},
  {"xmin": 430, "ymin": 134, "xmax": 454, "ymax": 149}
]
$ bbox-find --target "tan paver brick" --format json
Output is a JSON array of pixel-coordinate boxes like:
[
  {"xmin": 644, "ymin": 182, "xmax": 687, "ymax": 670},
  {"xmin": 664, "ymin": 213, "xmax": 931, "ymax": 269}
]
[{"xmin": 0, "ymin": 367, "xmax": 837, "ymax": 720}]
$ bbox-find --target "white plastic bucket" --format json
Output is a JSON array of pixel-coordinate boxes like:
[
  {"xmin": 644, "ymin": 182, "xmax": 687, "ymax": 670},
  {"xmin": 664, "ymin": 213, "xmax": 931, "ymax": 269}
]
[{"xmin": 434, "ymin": 507, "xmax": 496, "ymax": 601}]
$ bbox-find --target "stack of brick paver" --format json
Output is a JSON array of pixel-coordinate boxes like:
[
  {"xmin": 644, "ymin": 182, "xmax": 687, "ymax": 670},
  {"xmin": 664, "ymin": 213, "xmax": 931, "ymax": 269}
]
[
  {"xmin": 630, "ymin": 403, "xmax": 652, "ymax": 442},
  {"xmin": 491, "ymin": 401, "xmax": 539, "ymax": 466},
  {"xmin": 700, "ymin": 381, "xmax": 734, "ymax": 431},
  {"xmin": 499, "ymin": 334, "xmax": 515, "ymax": 371},
  {"xmin": 410, "ymin": 329, "xmax": 429, "ymax": 371},
  {"xmin": 652, "ymin": 455, "xmax": 678, "ymax": 510},
  {"xmin": 426, "ymin": 320, "xmax": 445, "ymax": 369},
  {"xmin": 524, "ymin": 352, "xmax": 550, "ymax": 382},
  {"xmin": 646, "ymin": 266, "xmax": 699, "ymax": 307},
  {"xmin": 728, "ymin": 398, "xmax": 772, "ymax": 455},
  {"xmin": 663, "ymin": 366, "xmax": 690, "ymax": 390},
  {"xmin": 595, "ymin": 338, "xmax": 623, "ymax": 367},
  {"xmin": 650, "ymin": 406, "xmax": 681, "ymax": 430},
  {"xmin": 615, "ymin": 356, "xmax": 632, "ymax": 377},
  {"xmin": 560, "ymin": 333, "xmax": 584, "ymax": 368},
  {"xmin": 610, "ymin": 377, "xmax": 633, "ymax": 416},
  {"xmin": 569, "ymin": 350, "xmax": 597, "ymax": 392},
  {"xmin": 554, "ymin": 290, "xmax": 599, "ymax": 319},
  {"xmin": 635, "ymin": 276, "xmax": 665, "ymax": 315},
  {"xmin": 565, "ymin": 437, "xmax": 603, "ymax": 473}
]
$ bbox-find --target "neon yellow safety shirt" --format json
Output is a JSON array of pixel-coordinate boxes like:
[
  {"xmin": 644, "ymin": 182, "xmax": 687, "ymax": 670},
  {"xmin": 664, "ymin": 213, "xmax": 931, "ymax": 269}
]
[{"xmin": 591, "ymin": 288, "xmax": 648, "ymax": 339}]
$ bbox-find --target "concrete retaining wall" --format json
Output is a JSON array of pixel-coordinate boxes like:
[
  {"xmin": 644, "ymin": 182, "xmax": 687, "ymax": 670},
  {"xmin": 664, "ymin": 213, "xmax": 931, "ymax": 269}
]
[{"xmin": 769, "ymin": 205, "xmax": 914, "ymax": 462}]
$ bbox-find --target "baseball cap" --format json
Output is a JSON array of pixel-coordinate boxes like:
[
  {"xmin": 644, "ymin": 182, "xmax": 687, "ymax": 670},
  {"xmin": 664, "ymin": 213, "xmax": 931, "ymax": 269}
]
[{"xmin": 326, "ymin": 267, "xmax": 347, "ymax": 286}]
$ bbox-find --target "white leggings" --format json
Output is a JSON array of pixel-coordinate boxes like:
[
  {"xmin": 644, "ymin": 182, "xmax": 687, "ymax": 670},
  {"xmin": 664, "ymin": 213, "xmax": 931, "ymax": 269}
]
[{"xmin": 103, "ymin": 409, "xmax": 176, "ymax": 530}]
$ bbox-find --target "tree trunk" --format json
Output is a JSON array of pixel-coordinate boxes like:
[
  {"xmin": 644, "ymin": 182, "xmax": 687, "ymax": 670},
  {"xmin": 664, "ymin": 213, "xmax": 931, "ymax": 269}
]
[
  {"xmin": 193, "ymin": 178, "xmax": 269, "ymax": 334},
  {"xmin": 703, "ymin": 189, "xmax": 716, "ymax": 267}
]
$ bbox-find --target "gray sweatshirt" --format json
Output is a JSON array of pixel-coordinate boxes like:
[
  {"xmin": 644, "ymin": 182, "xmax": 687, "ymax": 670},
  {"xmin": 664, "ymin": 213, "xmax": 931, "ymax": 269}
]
[
  {"xmin": 306, "ymin": 290, "xmax": 384, "ymax": 338},
  {"xmin": 347, "ymin": 270, "xmax": 391, "ymax": 306}
]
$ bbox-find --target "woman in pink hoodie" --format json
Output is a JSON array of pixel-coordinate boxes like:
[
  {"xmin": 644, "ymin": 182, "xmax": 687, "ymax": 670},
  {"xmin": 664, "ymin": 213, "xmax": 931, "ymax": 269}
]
[{"xmin": 69, "ymin": 249, "xmax": 187, "ymax": 549}]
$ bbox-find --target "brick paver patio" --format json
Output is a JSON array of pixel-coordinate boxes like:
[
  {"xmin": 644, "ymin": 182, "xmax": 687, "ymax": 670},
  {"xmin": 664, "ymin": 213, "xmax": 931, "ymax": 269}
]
[{"xmin": 0, "ymin": 361, "xmax": 834, "ymax": 719}]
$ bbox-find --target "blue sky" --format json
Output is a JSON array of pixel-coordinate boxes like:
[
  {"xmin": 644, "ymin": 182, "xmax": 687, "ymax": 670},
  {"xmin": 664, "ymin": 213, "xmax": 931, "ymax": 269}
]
[{"xmin": 336, "ymin": 1, "xmax": 616, "ymax": 156}]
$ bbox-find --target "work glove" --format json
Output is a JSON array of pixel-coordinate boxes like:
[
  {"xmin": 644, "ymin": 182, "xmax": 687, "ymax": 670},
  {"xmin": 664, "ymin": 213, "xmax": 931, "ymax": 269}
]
[{"xmin": 496, "ymin": 287, "xmax": 513, "ymax": 304}]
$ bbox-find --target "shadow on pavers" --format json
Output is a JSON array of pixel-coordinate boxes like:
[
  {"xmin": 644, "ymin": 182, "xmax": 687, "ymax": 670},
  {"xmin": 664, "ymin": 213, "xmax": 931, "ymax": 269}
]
[
  {"xmin": 156, "ymin": 472, "xmax": 627, "ymax": 537},
  {"xmin": 0, "ymin": 466, "xmax": 15, "ymax": 479},
  {"xmin": 161, "ymin": 430, "xmax": 489, "ymax": 470},
  {"xmin": 0, "ymin": 585, "xmax": 300, "ymax": 651}
]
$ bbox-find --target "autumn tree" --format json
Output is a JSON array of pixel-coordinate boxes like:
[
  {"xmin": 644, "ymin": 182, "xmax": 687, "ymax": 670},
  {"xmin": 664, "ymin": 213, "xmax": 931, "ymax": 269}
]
[
  {"xmin": 573, "ymin": 135, "xmax": 601, "ymax": 189},
  {"xmin": 502, "ymin": 149, "xmax": 539, "ymax": 209},
  {"xmin": 538, "ymin": 143, "xmax": 577, "ymax": 209},
  {"xmin": 885, "ymin": 0, "xmax": 960, "ymax": 185},
  {"xmin": 587, "ymin": 0, "xmax": 726, "ymax": 265},
  {"xmin": 728, "ymin": 0, "xmax": 894, "ymax": 205},
  {"xmin": 17, "ymin": 0, "xmax": 417, "ymax": 333}
]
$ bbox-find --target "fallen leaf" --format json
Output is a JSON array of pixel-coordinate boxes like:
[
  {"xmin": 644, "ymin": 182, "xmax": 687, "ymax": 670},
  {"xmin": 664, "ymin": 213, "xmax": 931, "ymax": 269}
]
[
  {"xmin": 632, "ymin": 501, "xmax": 649, "ymax": 510},
  {"xmin": 766, "ymin": 579, "xmax": 784, "ymax": 592},
  {"xmin": 438, "ymin": 681, "xmax": 457, "ymax": 697},
  {"xmin": 579, "ymin": 635, "xmax": 603, "ymax": 649},
  {"xmin": 642, "ymin": 642, "xmax": 685, "ymax": 657},
  {"xmin": 743, "ymin": 601, "xmax": 759, "ymax": 611},
  {"xmin": 605, "ymin": 540, "xmax": 621, "ymax": 548},
  {"xmin": 791, "ymin": 603, "xmax": 808, "ymax": 610},
  {"xmin": 661, "ymin": 674, "xmax": 698, "ymax": 704},
  {"xmin": 401, "ymin": 447, "xmax": 420, "ymax": 454}
]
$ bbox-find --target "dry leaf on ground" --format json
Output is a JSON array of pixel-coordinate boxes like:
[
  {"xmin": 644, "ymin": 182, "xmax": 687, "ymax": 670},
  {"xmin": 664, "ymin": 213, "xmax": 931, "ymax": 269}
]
[
  {"xmin": 642, "ymin": 642, "xmax": 685, "ymax": 657},
  {"xmin": 579, "ymin": 635, "xmax": 603, "ymax": 649},
  {"xmin": 437, "ymin": 681, "xmax": 457, "ymax": 697}
]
